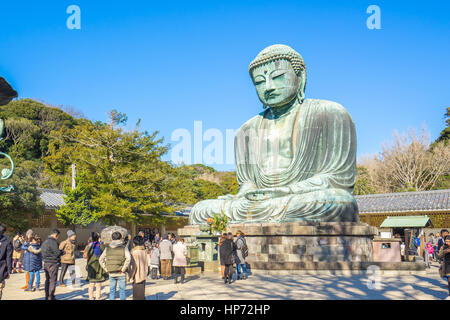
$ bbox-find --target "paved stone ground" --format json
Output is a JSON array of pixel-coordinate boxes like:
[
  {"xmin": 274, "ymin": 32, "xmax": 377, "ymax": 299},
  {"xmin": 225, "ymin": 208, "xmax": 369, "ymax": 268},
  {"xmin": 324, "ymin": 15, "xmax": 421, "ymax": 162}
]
[{"xmin": 2, "ymin": 259, "xmax": 449, "ymax": 300}]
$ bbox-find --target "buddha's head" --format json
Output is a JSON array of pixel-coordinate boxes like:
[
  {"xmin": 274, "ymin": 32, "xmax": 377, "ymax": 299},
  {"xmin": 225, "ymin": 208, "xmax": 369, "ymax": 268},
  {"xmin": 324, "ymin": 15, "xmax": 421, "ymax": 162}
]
[{"xmin": 249, "ymin": 44, "xmax": 306, "ymax": 109}]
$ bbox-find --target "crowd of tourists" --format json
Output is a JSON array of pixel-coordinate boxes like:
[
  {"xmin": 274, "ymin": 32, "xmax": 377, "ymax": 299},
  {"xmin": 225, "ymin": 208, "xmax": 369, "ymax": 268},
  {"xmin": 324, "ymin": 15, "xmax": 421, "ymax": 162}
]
[
  {"xmin": 0, "ymin": 223, "xmax": 251, "ymax": 300},
  {"xmin": 219, "ymin": 230, "xmax": 249, "ymax": 284}
]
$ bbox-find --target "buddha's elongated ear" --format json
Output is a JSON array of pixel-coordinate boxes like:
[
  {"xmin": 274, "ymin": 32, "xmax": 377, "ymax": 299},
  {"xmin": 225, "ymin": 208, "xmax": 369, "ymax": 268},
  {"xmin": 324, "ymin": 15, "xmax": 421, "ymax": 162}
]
[{"xmin": 296, "ymin": 70, "xmax": 306, "ymax": 104}]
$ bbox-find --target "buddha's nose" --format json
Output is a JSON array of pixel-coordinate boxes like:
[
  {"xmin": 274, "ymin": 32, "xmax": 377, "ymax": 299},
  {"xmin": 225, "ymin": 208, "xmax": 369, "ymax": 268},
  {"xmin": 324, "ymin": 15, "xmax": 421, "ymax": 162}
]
[{"xmin": 265, "ymin": 80, "xmax": 275, "ymax": 95}]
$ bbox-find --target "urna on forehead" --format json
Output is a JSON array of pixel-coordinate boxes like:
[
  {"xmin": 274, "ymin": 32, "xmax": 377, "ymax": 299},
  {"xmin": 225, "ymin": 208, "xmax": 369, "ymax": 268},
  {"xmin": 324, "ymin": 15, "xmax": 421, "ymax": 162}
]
[{"xmin": 248, "ymin": 44, "xmax": 306, "ymax": 76}]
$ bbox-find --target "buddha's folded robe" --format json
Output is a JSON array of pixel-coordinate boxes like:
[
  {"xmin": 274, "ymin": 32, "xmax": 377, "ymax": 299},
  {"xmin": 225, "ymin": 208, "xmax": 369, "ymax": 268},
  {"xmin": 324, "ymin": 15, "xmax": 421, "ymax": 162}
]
[{"xmin": 189, "ymin": 99, "xmax": 359, "ymax": 224}]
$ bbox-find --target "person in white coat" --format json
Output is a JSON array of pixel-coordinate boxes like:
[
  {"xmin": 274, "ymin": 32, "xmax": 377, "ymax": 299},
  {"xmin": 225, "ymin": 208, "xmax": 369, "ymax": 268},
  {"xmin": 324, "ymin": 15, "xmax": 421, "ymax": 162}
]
[{"xmin": 172, "ymin": 238, "xmax": 188, "ymax": 284}]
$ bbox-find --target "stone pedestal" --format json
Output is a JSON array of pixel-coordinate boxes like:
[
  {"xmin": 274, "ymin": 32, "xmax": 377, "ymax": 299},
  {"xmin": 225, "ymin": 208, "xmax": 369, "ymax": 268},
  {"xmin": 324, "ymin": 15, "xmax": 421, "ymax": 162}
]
[
  {"xmin": 178, "ymin": 228, "xmax": 222, "ymax": 273},
  {"xmin": 372, "ymin": 238, "xmax": 402, "ymax": 262},
  {"xmin": 202, "ymin": 261, "xmax": 221, "ymax": 272},
  {"xmin": 179, "ymin": 222, "xmax": 378, "ymax": 270},
  {"xmin": 185, "ymin": 266, "xmax": 202, "ymax": 276}
]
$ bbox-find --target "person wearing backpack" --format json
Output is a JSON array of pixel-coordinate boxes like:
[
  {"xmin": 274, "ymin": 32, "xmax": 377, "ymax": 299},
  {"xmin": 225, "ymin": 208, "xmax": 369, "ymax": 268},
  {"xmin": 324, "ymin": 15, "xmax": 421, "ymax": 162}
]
[
  {"xmin": 12, "ymin": 232, "xmax": 24, "ymax": 274},
  {"xmin": 234, "ymin": 231, "xmax": 249, "ymax": 280},
  {"xmin": 86, "ymin": 232, "xmax": 108, "ymax": 300}
]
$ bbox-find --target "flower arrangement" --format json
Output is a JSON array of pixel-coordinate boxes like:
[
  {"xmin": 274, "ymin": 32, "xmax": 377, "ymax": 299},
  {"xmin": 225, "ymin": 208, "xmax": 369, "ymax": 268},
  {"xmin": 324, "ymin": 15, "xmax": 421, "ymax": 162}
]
[
  {"xmin": 206, "ymin": 217, "xmax": 214, "ymax": 234},
  {"xmin": 211, "ymin": 213, "xmax": 228, "ymax": 233}
]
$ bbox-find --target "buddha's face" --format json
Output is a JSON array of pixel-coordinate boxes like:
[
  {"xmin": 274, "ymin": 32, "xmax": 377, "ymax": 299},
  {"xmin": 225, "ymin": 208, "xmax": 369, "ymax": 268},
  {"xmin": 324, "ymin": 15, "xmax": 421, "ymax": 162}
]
[{"xmin": 251, "ymin": 59, "xmax": 300, "ymax": 108}]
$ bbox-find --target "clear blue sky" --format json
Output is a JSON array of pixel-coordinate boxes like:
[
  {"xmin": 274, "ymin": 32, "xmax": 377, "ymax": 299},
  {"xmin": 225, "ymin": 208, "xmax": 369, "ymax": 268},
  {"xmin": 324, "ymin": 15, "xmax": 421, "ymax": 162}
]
[{"xmin": 1, "ymin": 0, "xmax": 449, "ymax": 170}]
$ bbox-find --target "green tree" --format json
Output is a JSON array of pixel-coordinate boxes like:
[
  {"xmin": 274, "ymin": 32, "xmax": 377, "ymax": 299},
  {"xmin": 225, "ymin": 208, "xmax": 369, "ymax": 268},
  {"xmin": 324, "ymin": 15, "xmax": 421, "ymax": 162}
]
[
  {"xmin": 354, "ymin": 165, "xmax": 377, "ymax": 195},
  {"xmin": 0, "ymin": 99, "xmax": 77, "ymax": 161},
  {"xmin": 219, "ymin": 171, "xmax": 239, "ymax": 195},
  {"xmin": 44, "ymin": 110, "xmax": 174, "ymax": 225},
  {"xmin": 56, "ymin": 171, "xmax": 96, "ymax": 227},
  {"xmin": 0, "ymin": 160, "xmax": 44, "ymax": 231}
]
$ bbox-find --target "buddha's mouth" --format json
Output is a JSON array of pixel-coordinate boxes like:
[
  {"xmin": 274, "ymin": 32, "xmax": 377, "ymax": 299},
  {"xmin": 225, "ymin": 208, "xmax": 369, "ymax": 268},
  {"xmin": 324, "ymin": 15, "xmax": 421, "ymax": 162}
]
[{"xmin": 266, "ymin": 93, "xmax": 280, "ymax": 99}]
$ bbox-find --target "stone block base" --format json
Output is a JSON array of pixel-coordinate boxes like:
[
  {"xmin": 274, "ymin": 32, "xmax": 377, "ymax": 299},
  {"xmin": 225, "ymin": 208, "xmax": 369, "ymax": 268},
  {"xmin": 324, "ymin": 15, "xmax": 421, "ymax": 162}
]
[
  {"xmin": 203, "ymin": 261, "xmax": 220, "ymax": 272},
  {"xmin": 249, "ymin": 261, "xmax": 425, "ymax": 272},
  {"xmin": 179, "ymin": 222, "xmax": 378, "ymax": 270},
  {"xmin": 185, "ymin": 266, "xmax": 202, "ymax": 276}
]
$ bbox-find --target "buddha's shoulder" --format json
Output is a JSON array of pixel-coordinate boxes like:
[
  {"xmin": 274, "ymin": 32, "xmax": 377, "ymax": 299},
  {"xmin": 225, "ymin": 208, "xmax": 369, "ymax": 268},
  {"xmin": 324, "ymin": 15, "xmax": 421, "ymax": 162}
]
[
  {"xmin": 237, "ymin": 111, "xmax": 266, "ymax": 132},
  {"xmin": 305, "ymin": 98, "xmax": 349, "ymax": 114}
]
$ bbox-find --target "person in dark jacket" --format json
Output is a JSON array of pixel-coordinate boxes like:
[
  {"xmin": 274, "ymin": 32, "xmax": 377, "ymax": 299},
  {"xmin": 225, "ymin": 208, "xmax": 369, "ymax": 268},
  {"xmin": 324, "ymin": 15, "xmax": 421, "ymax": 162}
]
[
  {"xmin": 219, "ymin": 232, "xmax": 237, "ymax": 284},
  {"xmin": 218, "ymin": 233, "xmax": 227, "ymax": 279},
  {"xmin": 169, "ymin": 233, "xmax": 177, "ymax": 245},
  {"xmin": 23, "ymin": 235, "xmax": 43, "ymax": 292},
  {"xmin": 438, "ymin": 235, "xmax": 450, "ymax": 299},
  {"xmin": 437, "ymin": 230, "xmax": 449, "ymax": 259},
  {"xmin": 86, "ymin": 232, "xmax": 107, "ymax": 300},
  {"xmin": 41, "ymin": 229, "xmax": 62, "ymax": 300},
  {"xmin": 0, "ymin": 224, "xmax": 13, "ymax": 300}
]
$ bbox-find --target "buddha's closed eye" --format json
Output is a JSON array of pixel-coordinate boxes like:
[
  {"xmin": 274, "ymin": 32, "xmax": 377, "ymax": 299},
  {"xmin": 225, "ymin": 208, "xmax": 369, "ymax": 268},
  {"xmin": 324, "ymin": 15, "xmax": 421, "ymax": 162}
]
[
  {"xmin": 254, "ymin": 76, "xmax": 265, "ymax": 85},
  {"xmin": 271, "ymin": 70, "xmax": 287, "ymax": 79}
]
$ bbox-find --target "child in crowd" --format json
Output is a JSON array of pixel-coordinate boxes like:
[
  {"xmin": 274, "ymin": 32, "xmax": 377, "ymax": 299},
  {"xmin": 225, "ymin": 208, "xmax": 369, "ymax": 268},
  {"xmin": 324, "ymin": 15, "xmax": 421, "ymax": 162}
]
[
  {"xmin": 149, "ymin": 242, "xmax": 160, "ymax": 280},
  {"xmin": 426, "ymin": 243, "xmax": 434, "ymax": 261}
]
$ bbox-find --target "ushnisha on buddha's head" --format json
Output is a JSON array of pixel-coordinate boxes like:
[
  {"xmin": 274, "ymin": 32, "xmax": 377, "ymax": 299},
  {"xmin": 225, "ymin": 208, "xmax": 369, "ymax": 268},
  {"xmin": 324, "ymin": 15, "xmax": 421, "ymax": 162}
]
[{"xmin": 249, "ymin": 44, "xmax": 307, "ymax": 109}]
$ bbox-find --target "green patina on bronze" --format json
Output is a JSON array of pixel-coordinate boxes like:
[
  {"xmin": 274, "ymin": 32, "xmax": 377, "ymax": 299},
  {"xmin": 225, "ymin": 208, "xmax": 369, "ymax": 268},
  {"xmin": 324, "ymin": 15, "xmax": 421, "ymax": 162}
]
[
  {"xmin": 0, "ymin": 76, "xmax": 16, "ymax": 192},
  {"xmin": 190, "ymin": 44, "xmax": 359, "ymax": 224}
]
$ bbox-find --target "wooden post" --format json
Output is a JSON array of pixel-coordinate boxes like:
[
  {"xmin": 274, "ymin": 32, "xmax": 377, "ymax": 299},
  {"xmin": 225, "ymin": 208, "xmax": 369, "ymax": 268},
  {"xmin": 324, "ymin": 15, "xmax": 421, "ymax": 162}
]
[{"xmin": 71, "ymin": 163, "xmax": 76, "ymax": 190}]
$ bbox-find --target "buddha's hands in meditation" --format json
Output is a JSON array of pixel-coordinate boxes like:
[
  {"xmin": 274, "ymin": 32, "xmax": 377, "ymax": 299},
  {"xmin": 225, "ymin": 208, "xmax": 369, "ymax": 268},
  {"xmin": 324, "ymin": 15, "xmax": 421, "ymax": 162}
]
[{"xmin": 244, "ymin": 186, "xmax": 291, "ymax": 201}]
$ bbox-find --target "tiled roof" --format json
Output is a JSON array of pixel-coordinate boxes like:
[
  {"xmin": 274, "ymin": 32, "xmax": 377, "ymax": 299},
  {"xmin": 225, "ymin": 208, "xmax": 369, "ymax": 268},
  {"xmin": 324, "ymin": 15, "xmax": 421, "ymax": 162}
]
[
  {"xmin": 38, "ymin": 188, "xmax": 450, "ymax": 215},
  {"xmin": 355, "ymin": 189, "xmax": 450, "ymax": 214},
  {"xmin": 37, "ymin": 189, "xmax": 192, "ymax": 216},
  {"xmin": 38, "ymin": 188, "xmax": 65, "ymax": 209},
  {"xmin": 380, "ymin": 215, "xmax": 433, "ymax": 228}
]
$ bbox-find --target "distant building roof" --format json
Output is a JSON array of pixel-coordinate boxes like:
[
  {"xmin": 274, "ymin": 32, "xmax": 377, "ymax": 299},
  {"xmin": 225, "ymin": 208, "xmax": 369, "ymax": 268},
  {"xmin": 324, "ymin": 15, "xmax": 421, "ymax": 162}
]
[
  {"xmin": 380, "ymin": 215, "xmax": 433, "ymax": 228},
  {"xmin": 37, "ymin": 188, "xmax": 192, "ymax": 217},
  {"xmin": 38, "ymin": 188, "xmax": 450, "ymax": 216},
  {"xmin": 38, "ymin": 188, "xmax": 65, "ymax": 210},
  {"xmin": 355, "ymin": 189, "xmax": 450, "ymax": 214}
]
